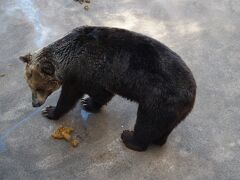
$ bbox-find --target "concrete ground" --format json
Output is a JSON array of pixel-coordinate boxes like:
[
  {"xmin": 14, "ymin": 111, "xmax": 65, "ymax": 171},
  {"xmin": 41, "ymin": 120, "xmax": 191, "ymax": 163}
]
[{"xmin": 0, "ymin": 0, "xmax": 240, "ymax": 179}]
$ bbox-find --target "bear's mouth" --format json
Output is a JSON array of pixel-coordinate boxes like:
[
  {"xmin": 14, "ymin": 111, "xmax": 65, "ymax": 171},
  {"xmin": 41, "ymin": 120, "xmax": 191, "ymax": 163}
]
[
  {"xmin": 32, "ymin": 101, "xmax": 44, "ymax": 107},
  {"xmin": 32, "ymin": 92, "xmax": 47, "ymax": 107}
]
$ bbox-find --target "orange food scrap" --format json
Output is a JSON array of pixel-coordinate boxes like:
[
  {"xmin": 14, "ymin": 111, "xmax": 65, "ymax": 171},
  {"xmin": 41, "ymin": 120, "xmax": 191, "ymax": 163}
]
[
  {"xmin": 71, "ymin": 139, "xmax": 79, "ymax": 147},
  {"xmin": 62, "ymin": 131, "xmax": 71, "ymax": 141},
  {"xmin": 51, "ymin": 126, "xmax": 79, "ymax": 147}
]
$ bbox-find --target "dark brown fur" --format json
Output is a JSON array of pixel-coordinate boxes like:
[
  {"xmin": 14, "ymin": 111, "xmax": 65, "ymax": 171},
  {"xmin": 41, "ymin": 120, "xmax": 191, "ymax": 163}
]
[{"xmin": 20, "ymin": 26, "xmax": 196, "ymax": 151}]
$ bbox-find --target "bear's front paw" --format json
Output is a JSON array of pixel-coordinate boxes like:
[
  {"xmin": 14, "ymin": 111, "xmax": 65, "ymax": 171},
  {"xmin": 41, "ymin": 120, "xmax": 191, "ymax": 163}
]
[
  {"xmin": 80, "ymin": 97, "xmax": 101, "ymax": 113},
  {"xmin": 42, "ymin": 106, "xmax": 59, "ymax": 120},
  {"xmin": 121, "ymin": 130, "xmax": 147, "ymax": 152}
]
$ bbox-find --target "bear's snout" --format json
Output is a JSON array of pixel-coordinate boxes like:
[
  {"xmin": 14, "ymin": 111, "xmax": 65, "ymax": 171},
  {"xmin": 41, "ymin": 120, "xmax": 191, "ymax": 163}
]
[
  {"xmin": 32, "ymin": 101, "xmax": 43, "ymax": 107},
  {"xmin": 32, "ymin": 92, "xmax": 46, "ymax": 107}
]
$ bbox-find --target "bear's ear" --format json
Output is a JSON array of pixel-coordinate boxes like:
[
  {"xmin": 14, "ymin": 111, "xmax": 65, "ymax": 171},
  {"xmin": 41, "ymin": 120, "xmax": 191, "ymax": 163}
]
[
  {"xmin": 19, "ymin": 53, "xmax": 31, "ymax": 63},
  {"xmin": 40, "ymin": 61, "xmax": 55, "ymax": 76}
]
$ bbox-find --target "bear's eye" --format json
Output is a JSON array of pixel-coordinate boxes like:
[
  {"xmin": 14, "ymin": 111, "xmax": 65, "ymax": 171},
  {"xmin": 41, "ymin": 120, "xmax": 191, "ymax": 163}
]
[{"xmin": 48, "ymin": 80, "xmax": 58, "ymax": 85}]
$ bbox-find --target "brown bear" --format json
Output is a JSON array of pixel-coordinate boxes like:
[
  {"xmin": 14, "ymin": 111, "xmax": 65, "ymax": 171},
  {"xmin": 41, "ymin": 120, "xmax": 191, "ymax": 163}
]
[{"xmin": 19, "ymin": 26, "xmax": 196, "ymax": 151}]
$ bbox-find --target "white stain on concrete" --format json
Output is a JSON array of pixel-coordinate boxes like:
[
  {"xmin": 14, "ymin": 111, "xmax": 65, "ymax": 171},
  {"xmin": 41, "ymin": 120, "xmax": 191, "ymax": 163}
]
[{"xmin": 6, "ymin": 0, "xmax": 50, "ymax": 47}]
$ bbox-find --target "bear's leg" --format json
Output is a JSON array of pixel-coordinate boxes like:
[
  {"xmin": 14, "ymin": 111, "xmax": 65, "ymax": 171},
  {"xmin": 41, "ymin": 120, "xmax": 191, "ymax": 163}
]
[
  {"xmin": 42, "ymin": 82, "xmax": 83, "ymax": 120},
  {"xmin": 121, "ymin": 105, "xmax": 154, "ymax": 151},
  {"xmin": 152, "ymin": 130, "xmax": 171, "ymax": 146},
  {"xmin": 152, "ymin": 110, "xmax": 179, "ymax": 146},
  {"xmin": 121, "ymin": 104, "xmax": 179, "ymax": 151},
  {"xmin": 81, "ymin": 88, "xmax": 114, "ymax": 113}
]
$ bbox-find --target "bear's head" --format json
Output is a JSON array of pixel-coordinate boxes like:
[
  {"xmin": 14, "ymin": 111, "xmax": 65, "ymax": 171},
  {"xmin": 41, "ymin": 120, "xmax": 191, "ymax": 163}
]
[{"xmin": 19, "ymin": 49, "xmax": 61, "ymax": 107}]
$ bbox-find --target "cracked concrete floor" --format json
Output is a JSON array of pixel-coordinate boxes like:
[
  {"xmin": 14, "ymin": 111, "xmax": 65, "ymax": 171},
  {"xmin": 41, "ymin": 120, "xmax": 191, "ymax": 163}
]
[{"xmin": 0, "ymin": 0, "xmax": 240, "ymax": 179}]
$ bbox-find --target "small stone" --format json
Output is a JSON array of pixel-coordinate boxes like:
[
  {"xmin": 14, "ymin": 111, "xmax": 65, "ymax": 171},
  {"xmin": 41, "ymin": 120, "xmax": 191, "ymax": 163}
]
[
  {"xmin": 79, "ymin": 0, "xmax": 84, "ymax": 4},
  {"xmin": 85, "ymin": 0, "xmax": 90, "ymax": 3},
  {"xmin": 0, "ymin": 74, "xmax": 5, "ymax": 78},
  {"xmin": 73, "ymin": 0, "xmax": 84, "ymax": 4},
  {"xmin": 84, "ymin": 5, "xmax": 89, "ymax": 11}
]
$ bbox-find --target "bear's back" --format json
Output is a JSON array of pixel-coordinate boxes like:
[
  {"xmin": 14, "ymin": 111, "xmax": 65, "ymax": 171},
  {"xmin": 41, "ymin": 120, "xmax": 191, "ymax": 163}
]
[
  {"xmin": 49, "ymin": 26, "xmax": 196, "ymax": 103},
  {"xmin": 71, "ymin": 27, "xmax": 194, "ymax": 99},
  {"xmin": 71, "ymin": 26, "xmax": 185, "ymax": 75}
]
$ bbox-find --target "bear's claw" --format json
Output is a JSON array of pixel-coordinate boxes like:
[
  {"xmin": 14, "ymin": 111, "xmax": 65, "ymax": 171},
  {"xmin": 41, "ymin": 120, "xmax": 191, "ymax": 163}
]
[
  {"xmin": 80, "ymin": 97, "xmax": 101, "ymax": 113},
  {"xmin": 42, "ymin": 106, "xmax": 59, "ymax": 120}
]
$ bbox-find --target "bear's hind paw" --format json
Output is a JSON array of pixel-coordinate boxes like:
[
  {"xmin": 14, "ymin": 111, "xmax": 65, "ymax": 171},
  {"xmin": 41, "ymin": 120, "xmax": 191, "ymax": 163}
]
[{"xmin": 121, "ymin": 130, "xmax": 148, "ymax": 152}]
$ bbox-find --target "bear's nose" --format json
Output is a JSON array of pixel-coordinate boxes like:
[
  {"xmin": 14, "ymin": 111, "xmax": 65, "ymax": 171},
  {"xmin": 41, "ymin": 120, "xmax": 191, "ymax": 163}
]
[{"xmin": 32, "ymin": 102, "xmax": 42, "ymax": 107}]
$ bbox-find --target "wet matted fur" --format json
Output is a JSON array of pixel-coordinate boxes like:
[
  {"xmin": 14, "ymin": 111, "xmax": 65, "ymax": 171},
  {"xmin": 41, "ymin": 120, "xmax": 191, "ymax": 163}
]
[{"xmin": 20, "ymin": 26, "xmax": 196, "ymax": 151}]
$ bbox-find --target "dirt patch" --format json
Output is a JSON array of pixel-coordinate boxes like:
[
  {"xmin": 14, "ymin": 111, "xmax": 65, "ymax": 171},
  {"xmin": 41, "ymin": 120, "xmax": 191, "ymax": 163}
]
[{"xmin": 74, "ymin": 0, "xmax": 91, "ymax": 11}]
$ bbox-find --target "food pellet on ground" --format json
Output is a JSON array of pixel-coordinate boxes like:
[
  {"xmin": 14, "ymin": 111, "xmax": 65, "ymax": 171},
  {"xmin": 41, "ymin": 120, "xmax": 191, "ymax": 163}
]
[{"xmin": 51, "ymin": 126, "xmax": 79, "ymax": 147}]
